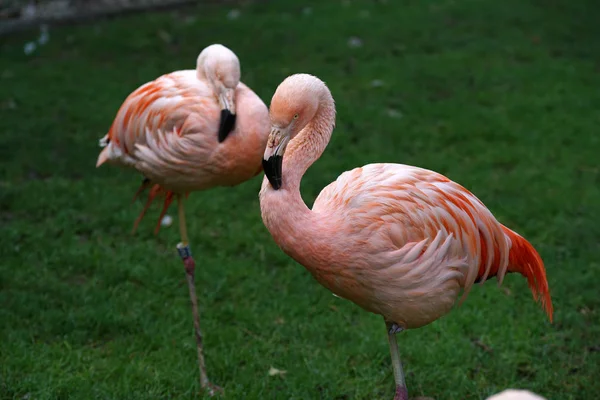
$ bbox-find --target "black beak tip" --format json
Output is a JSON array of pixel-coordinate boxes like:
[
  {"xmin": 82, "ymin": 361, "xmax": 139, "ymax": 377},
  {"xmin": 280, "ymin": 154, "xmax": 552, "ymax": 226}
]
[
  {"xmin": 262, "ymin": 156, "xmax": 283, "ymax": 190},
  {"xmin": 218, "ymin": 109, "xmax": 237, "ymax": 142}
]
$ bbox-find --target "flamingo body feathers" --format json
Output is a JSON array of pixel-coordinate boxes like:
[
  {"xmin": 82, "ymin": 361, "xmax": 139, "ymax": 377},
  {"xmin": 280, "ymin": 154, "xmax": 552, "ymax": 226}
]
[
  {"xmin": 259, "ymin": 74, "xmax": 552, "ymax": 332},
  {"xmin": 97, "ymin": 70, "xmax": 269, "ymax": 193},
  {"xmin": 309, "ymin": 163, "xmax": 552, "ymax": 328},
  {"xmin": 96, "ymin": 45, "xmax": 270, "ymax": 234}
]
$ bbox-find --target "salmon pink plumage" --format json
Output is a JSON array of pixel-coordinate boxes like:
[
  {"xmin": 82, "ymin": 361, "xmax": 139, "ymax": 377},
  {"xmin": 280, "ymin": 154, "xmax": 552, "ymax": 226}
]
[
  {"xmin": 259, "ymin": 73, "xmax": 552, "ymax": 400},
  {"xmin": 96, "ymin": 44, "xmax": 270, "ymax": 395}
]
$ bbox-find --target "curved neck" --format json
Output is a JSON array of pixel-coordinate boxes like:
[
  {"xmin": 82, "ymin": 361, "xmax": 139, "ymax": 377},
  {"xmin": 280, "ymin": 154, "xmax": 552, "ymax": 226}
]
[
  {"xmin": 260, "ymin": 90, "xmax": 336, "ymax": 258},
  {"xmin": 282, "ymin": 92, "xmax": 336, "ymax": 192}
]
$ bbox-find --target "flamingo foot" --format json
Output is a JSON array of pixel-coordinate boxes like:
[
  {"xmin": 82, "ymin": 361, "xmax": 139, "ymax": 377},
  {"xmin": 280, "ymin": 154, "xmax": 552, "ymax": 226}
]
[
  {"xmin": 393, "ymin": 385, "xmax": 409, "ymax": 400},
  {"xmin": 176, "ymin": 243, "xmax": 221, "ymax": 396},
  {"xmin": 203, "ymin": 382, "xmax": 224, "ymax": 397}
]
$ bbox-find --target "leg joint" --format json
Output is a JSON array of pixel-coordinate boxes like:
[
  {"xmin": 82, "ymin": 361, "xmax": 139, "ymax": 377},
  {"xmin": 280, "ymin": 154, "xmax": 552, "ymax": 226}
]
[{"xmin": 177, "ymin": 242, "xmax": 192, "ymax": 259}]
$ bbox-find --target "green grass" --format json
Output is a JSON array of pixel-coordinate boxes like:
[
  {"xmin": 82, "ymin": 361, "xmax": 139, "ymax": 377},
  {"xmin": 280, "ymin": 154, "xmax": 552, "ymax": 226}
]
[{"xmin": 1, "ymin": 0, "xmax": 599, "ymax": 399}]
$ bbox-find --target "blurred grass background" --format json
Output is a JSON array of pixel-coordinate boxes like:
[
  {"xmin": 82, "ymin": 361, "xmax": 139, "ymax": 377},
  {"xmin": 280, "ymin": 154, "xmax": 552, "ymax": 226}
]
[{"xmin": 1, "ymin": 0, "xmax": 599, "ymax": 399}]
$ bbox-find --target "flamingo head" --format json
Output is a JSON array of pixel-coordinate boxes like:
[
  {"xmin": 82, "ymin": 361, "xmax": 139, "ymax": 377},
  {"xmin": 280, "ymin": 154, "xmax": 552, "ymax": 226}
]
[
  {"xmin": 263, "ymin": 74, "xmax": 323, "ymax": 190},
  {"xmin": 196, "ymin": 44, "xmax": 241, "ymax": 142}
]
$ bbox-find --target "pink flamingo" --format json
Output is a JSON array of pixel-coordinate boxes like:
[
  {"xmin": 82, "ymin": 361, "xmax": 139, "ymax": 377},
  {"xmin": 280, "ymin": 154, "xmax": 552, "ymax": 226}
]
[
  {"xmin": 96, "ymin": 44, "xmax": 270, "ymax": 394},
  {"xmin": 259, "ymin": 74, "xmax": 553, "ymax": 400}
]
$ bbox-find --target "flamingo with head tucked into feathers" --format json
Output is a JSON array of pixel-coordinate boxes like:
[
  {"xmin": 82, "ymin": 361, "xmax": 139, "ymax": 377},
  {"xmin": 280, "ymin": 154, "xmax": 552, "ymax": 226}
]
[
  {"xmin": 96, "ymin": 44, "xmax": 270, "ymax": 394},
  {"xmin": 259, "ymin": 73, "xmax": 553, "ymax": 400}
]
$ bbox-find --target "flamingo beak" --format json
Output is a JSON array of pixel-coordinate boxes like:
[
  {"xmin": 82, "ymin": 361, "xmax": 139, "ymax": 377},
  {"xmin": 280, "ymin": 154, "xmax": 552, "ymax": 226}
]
[
  {"xmin": 218, "ymin": 88, "xmax": 236, "ymax": 142},
  {"xmin": 262, "ymin": 155, "xmax": 282, "ymax": 190},
  {"xmin": 263, "ymin": 126, "xmax": 290, "ymax": 190}
]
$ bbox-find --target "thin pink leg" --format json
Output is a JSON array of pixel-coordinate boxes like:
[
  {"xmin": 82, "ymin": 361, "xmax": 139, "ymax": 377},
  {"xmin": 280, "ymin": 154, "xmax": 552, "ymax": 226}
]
[
  {"xmin": 131, "ymin": 183, "xmax": 163, "ymax": 235},
  {"xmin": 176, "ymin": 195, "xmax": 222, "ymax": 396},
  {"xmin": 177, "ymin": 244, "xmax": 222, "ymax": 396},
  {"xmin": 131, "ymin": 178, "xmax": 151, "ymax": 204},
  {"xmin": 393, "ymin": 385, "xmax": 409, "ymax": 400},
  {"xmin": 386, "ymin": 320, "xmax": 408, "ymax": 400}
]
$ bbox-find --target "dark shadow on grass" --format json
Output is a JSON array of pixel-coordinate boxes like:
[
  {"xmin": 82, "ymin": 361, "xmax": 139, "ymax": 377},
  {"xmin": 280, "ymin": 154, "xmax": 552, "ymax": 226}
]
[{"xmin": 534, "ymin": 0, "xmax": 600, "ymax": 62}]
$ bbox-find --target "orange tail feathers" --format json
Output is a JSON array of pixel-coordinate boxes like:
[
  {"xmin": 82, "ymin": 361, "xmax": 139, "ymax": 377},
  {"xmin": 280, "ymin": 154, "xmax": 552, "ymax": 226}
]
[{"xmin": 502, "ymin": 226, "xmax": 554, "ymax": 322}]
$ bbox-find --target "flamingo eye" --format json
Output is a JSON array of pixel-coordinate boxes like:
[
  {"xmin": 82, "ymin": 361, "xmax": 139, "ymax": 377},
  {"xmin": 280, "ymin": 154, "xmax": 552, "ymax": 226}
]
[{"xmin": 293, "ymin": 114, "xmax": 299, "ymax": 120}]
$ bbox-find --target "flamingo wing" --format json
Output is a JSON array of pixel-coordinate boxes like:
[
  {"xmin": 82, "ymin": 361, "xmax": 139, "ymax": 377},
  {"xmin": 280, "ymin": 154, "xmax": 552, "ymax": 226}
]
[
  {"xmin": 314, "ymin": 163, "xmax": 511, "ymax": 297},
  {"xmin": 314, "ymin": 163, "xmax": 552, "ymax": 323},
  {"xmin": 96, "ymin": 70, "xmax": 218, "ymax": 177}
]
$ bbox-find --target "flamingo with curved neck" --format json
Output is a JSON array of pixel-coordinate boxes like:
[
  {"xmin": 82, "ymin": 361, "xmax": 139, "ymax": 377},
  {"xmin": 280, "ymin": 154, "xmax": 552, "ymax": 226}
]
[{"xmin": 259, "ymin": 74, "xmax": 553, "ymax": 399}]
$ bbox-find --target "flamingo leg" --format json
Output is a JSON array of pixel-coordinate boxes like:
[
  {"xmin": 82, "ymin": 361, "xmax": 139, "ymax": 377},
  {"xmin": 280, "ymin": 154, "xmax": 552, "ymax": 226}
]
[
  {"xmin": 131, "ymin": 184, "xmax": 161, "ymax": 235},
  {"xmin": 131, "ymin": 178, "xmax": 152, "ymax": 204},
  {"xmin": 176, "ymin": 194, "xmax": 221, "ymax": 396},
  {"xmin": 386, "ymin": 320, "xmax": 408, "ymax": 400}
]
